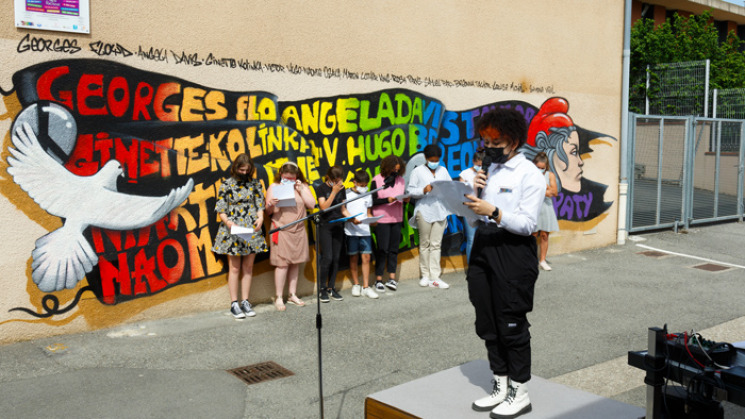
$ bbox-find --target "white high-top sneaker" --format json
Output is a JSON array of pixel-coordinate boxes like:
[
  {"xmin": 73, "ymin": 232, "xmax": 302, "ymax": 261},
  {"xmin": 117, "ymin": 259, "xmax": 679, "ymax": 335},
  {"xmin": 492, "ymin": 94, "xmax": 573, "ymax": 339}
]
[
  {"xmin": 490, "ymin": 381, "xmax": 531, "ymax": 418},
  {"xmin": 471, "ymin": 375, "xmax": 509, "ymax": 411}
]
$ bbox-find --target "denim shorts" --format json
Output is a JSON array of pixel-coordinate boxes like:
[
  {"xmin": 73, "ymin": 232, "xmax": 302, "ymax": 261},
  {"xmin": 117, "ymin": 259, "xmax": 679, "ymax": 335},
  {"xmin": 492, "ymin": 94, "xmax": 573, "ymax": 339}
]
[{"xmin": 347, "ymin": 236, "xmax": 373, "ymax": 255}]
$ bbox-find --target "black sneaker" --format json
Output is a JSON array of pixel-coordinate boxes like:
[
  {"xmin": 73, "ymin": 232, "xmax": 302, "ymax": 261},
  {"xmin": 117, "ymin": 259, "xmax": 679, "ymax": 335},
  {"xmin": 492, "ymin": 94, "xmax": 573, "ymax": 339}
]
[
  {"xmin": 329, "ymin": 289, "xmax": 343, "ymax": 301},
  {"xmin": 385, "ymin": 279, "xmax": 398, "ymax": 291},
  {"xmin": 374, "ymin": 281, "xmax": 386, "ymax": 293},
  {"xmin": 240, "ymin": 300, "xmax": 256, "ymax": 317},
  {"xmin": 230, "ymin": 301, "xmax": 246, "ymax": 319},
  {"xmin": 319, "ymin": 288, "xmax": 330, "ymax": 303}
]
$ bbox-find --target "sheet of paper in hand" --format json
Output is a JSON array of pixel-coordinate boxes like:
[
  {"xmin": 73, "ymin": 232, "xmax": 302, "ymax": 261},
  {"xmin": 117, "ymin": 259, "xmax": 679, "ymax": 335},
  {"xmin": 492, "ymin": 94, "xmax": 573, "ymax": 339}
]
[
  {"xmin": 359, "ymin": 215, "xmax": 384, "ymax": 224},
  {"xmin": 430, "ymin": 181, "xmax": 481, "ymax": 226},
  {"xmin": 273, "ymin": 183, "xmax": 297, "ymax": 207},
  {"xmin": 230, "ymin": 225, "xmax": 255, "ymax": 240}
]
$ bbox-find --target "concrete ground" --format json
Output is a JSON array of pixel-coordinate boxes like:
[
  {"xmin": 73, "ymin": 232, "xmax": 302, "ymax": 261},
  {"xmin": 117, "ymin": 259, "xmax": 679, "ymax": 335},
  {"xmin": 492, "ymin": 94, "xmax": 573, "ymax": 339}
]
[{"xmin": 1, "ymin": 222, "xmax": 744, "ymax": 418}]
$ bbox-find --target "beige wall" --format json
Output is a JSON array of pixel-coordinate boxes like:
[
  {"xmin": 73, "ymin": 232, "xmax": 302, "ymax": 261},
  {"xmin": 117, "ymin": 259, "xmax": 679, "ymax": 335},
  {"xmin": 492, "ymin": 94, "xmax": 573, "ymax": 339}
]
[
  {"xmin": 0, "ymin": 0, "xmax": 624, "ymax": 344},
  {"xmin": 694, "ymin": 154, "xmax": 742, "ymax": 195},
  {"xmin": 633, "ymin": 121, "xmax": 687, "ymax": 182}
]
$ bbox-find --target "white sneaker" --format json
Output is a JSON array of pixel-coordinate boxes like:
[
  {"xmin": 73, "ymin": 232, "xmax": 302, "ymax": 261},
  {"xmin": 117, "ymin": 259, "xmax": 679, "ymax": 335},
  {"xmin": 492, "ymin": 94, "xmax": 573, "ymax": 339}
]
[
  {"xmin": 351, "ymin": 284, "xmax": 362, "ymax": 297},
  {"xmin": 539, "ymin": 260, "xmax": 552, "ymax": 271},
  {"xmin": 362, "ymin": 287, "xmax": 379, "ymax": 299},
  {"xmin": 429, "ymin": 278, "xmax": 450, "ymax": 289},
  {"xmin": 490, "ymin": 382, "xmax": 531, "ymax": 418},
  {"xmin": 419, "ymin": 277, "xmax": 431, "ymax": 287},
  {"xmin": 472, "ymin": 375, "xmax": 508, "ymax": 412}
]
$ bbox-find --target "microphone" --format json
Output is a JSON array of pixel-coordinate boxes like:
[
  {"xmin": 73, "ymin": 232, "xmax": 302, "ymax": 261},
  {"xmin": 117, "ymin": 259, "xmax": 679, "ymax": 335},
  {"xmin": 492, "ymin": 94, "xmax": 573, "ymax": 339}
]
[{"xmin": 477, "ymin": 154, "xmax": 492, "ymax": 198}]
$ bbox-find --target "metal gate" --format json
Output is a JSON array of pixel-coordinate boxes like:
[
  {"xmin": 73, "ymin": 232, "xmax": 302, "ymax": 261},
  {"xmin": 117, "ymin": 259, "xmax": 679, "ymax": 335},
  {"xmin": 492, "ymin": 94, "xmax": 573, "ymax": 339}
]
[{"xmin": 627, "ymin": 114, "xmax": 745, "ymax": 232}]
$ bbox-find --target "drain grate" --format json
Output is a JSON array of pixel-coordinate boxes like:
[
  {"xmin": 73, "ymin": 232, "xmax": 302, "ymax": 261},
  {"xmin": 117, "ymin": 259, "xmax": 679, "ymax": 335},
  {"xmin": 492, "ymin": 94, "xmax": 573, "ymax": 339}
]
[
  {"xmin": 227, "ymin": 361, "xmax": 294, "ymax": 385},
  {"xmin": 637, "ymin": 250, "xmax": 668, "ymax": 258},
  {"xmin": 692, "ymin": 263, "xmax": 729, "ymax": 272}
]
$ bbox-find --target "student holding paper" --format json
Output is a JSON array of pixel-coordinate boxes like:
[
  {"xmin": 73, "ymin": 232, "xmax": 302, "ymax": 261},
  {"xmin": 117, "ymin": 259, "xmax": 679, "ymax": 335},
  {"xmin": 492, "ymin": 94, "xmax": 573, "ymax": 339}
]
[
  {"xmin": 408, "ymin": 144, "xmax": 453, "ymax": 289},
  {"xmin": 314, "ymin": 166, "xmax": 347, "ymax": 303},
  {"xmin": 212, "ymin": 153, "xmax": 268, "ymax": 320},
  {"xmin": 265, "ymin": 161, "xmax": 316, "ymax": 311},
  {"xmin": 370, "ymin": 155, "xmax": 407, "ymax": 293},
  {"xmin": 341, "ymin": 170, "xmax": 379, "ymax": 299}
]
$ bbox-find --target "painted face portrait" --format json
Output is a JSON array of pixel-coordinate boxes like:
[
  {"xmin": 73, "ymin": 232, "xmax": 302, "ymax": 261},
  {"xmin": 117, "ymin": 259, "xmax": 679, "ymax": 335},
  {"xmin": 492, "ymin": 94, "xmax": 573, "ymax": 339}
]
[
  {"xmin": 553, "ymin": 129, "xmax": 583, "ymax": 193},
  {"xmin": 523, "ymin": 97, "xmax": 579, "ymax": 192}
]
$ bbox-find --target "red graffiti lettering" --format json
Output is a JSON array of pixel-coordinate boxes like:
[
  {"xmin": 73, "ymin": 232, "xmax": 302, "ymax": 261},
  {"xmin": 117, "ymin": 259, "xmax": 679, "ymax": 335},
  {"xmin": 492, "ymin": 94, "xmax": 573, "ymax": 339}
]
[
  {"xmin": 77, "ymin": 73, "xmax": 108, "ymax": 115},
  {"xmin": 65, "ymin": 133, "xmax": 173, "ymax": 180},
  {"xmin": 98, "ymin": 252, "xmax": 132, "ymax": 304},
  {"xmin": 97, "ymin": 235, "xmax": 188, "ymax": 303},
  {"xmin": 157, "ymin": 239, "xmax": 185, "ymax": 284},
  {"xmin": 131, "ymin": 248, "xmax": 166, "ymax": 294},
  {"xmin": 32, "ymin": 67, "xmax": 208, "ymax": 122},
  {"xmin": 37, "ymin": 65, "xmax": 73, "ymax": 109}
]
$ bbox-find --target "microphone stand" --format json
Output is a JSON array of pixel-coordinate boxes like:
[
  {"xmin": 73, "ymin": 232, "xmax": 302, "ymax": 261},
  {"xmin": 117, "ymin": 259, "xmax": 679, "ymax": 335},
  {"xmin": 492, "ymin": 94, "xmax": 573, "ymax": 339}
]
[{"xmin": 268, "ymin": 184, "xmax": 387, "ymax": 419}]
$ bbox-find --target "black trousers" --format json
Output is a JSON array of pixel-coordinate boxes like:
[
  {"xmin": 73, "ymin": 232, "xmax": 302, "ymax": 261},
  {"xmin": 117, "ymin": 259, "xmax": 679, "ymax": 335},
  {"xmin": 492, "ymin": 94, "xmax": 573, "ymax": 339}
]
[
  {"xmin": 466, "ymin": 223, "xmax": 538, "ymax": 383},
  {"xmin": 374, "ymin": 222, "xmax": 402, "ymax": 277},
  {"xmin": 318, "ymin": 222, "xmax": 344, "ymax": 290}
]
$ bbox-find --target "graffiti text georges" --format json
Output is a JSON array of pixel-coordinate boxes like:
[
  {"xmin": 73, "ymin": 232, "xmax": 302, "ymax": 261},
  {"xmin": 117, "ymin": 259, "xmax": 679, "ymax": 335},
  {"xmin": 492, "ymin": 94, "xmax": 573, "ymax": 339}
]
[{"xmin": 17, "ymin": 33, "xmax": 81, "ymax": 54}]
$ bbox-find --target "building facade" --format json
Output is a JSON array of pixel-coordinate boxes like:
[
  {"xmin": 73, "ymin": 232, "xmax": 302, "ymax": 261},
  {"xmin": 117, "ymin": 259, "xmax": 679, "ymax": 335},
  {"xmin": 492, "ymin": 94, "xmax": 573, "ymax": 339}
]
[{"xmin": 0, "ymin": 0, "xmax": 629, "ymax": 343}]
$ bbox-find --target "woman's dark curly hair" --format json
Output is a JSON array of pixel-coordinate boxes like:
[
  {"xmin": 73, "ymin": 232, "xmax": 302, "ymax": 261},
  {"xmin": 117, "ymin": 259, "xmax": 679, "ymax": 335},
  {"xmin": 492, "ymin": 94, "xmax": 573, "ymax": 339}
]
[{"xmin": 476, "ymin": 108, "xmax": 528, "ymax": 149}]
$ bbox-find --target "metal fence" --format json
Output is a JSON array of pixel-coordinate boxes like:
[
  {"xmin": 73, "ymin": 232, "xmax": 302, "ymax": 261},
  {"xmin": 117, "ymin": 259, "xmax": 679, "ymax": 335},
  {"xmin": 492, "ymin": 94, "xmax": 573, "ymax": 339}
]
[
  {"xmin": 627, "ymin": 113, "xmax": 745, "ymax": 232},
  {"xmin": 712, "ymin": 88, "xmax": 745, "ymax": 153},
  {"xmin": 630, "ymin": 60, "xmax": 710, "ymax": 117}
]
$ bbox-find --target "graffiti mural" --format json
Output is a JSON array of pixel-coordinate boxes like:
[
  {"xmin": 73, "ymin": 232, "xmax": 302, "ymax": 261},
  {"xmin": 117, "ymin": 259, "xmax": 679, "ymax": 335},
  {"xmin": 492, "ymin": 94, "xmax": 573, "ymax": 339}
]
[{"xmin": 2, "ymin": 59, "xmax": 614, "ymax": 317}]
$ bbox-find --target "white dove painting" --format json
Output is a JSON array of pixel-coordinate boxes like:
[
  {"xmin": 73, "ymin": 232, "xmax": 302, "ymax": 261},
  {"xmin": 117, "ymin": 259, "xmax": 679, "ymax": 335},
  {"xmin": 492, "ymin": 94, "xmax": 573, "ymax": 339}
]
[{"xmin": 7, "ymin": 121, "xmax": 195, "ymax": 293}]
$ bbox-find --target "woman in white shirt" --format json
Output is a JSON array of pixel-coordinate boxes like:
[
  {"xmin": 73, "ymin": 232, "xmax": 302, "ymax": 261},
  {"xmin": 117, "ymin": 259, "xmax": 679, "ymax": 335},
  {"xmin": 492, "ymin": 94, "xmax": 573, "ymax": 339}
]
[
  {"xmin": 408, "ymin": 144, "xmax": 452, "ymax": 289},
  {"xmin": 463, "ymin": 108, "xmax": 545, "ymax": 419}
]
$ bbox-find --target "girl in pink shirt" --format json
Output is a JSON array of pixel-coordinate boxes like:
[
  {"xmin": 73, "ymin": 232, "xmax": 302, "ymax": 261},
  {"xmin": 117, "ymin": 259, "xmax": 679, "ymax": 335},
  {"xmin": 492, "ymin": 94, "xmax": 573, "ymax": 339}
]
[{"xmin": 370, "ymin": 155, "xmax": 409, "ymax": 292}]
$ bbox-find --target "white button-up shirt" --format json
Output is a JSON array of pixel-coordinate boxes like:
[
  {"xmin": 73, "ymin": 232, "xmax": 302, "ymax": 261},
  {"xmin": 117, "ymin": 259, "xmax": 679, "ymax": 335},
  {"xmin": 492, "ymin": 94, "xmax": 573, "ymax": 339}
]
[
  {"xmin": 408, "ymin": 164, "xmax": 452, "ymax": 223},
  {"xmin": 481, "ymin": 153, "xmax": 546, "ymax": 236},
  {"xmin": 459, "ymin": 167, "xmax": 478, "ymax": 186}
]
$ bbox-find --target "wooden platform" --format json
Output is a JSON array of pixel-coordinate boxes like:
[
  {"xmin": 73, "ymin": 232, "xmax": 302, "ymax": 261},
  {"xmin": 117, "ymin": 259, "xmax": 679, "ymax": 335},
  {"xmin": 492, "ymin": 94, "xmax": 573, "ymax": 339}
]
[{"xmin": 365, "ymin": 360, "xmax": 644, "ymax": 419}]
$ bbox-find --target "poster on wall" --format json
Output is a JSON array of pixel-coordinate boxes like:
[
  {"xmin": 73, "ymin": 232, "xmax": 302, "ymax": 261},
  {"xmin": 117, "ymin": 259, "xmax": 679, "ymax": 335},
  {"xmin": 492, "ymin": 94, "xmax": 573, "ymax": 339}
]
[{"xmin": 14, "ymin": 0, "xmax": 90, "ymax": 34}]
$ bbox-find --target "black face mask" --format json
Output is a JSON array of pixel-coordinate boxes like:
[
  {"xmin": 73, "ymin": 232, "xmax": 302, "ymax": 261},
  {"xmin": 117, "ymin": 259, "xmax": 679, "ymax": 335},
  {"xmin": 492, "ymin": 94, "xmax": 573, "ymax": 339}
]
[
  {"xmin": 484, "ymin": 147, "xmax": 509, "ymax": 165},
  {"xmin": 238, "ymin": 174, "xmax": 250, "ymax": 182}
]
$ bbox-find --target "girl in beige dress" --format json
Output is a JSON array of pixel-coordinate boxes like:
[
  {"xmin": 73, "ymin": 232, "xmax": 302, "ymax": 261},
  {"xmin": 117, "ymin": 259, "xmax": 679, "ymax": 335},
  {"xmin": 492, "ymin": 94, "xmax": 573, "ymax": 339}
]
[{"xmin": 265, "ymin": 161, "xmax": 316, "ymax": 311}]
